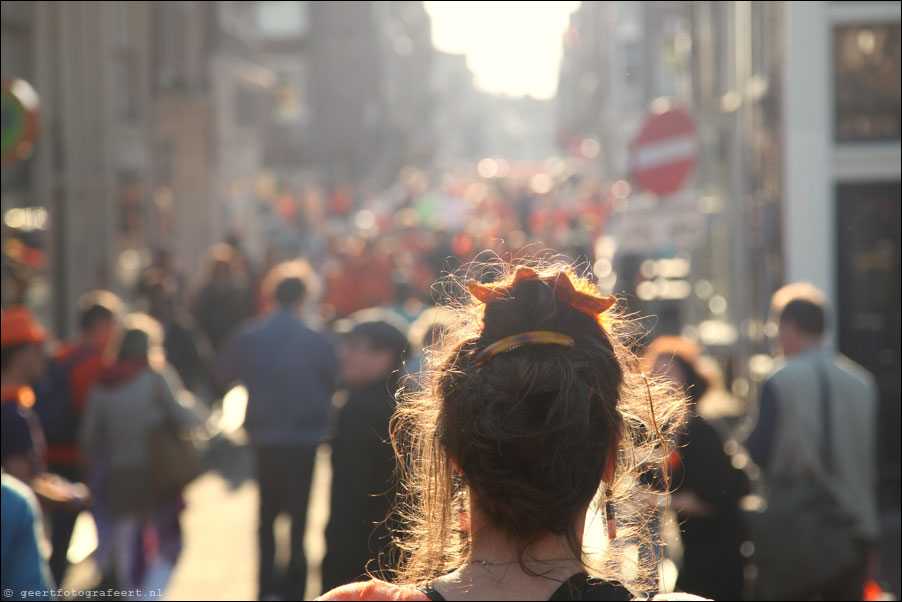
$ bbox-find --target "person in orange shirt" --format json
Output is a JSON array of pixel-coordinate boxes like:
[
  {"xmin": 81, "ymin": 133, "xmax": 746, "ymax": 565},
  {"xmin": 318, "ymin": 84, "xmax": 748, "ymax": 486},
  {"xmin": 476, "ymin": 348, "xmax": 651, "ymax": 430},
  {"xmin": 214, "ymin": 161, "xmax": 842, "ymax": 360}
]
[
  {"xmin": 1, "ymin": 307, "xmax": 49, "ymax": 486},
  {"xmin": 39, "ymin": 291, "xmax": 121, "ymax": 467},
  {"xmin": 33, "ymin": 291, "xmax": 121, "ymax": 585}
]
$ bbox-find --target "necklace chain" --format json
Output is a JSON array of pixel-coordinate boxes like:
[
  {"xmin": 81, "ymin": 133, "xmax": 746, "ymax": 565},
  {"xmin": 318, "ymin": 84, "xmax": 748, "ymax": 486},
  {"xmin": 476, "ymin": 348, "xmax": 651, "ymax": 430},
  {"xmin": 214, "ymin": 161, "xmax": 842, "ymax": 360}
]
[{"xmin": 468, "ymin": 557, "xmax": 577, "ymax": 567}]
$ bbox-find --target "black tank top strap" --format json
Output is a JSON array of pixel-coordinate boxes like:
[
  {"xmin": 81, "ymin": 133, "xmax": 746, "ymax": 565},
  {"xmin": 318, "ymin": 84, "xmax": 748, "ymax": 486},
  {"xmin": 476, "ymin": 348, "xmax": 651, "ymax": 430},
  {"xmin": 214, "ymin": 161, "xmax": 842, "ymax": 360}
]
[
  {"xmin": 416, "ymin": 573, "xmax": 632, "ymax": 601},
  {"xmin": 548, "ymin": 572, "xmax": 634, "ymax": 601}
]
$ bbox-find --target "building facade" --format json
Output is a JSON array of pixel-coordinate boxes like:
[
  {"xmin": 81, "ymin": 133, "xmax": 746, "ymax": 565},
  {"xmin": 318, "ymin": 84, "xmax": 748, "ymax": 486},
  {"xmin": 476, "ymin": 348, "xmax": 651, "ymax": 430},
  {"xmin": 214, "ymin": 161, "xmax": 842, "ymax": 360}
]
[
  {"xmin": 0, "ymin": 1, "xmax": 274, "ymax": 335},
  {"xmin": 431, "ymin": 51, "xmax": 483, "ymax": 172}
]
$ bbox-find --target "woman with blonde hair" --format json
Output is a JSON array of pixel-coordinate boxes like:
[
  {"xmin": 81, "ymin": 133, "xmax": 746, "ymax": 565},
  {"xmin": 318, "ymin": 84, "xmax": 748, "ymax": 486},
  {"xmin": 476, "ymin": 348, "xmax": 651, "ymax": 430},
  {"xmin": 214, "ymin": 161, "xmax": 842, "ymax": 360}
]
[
  {"xmin": 319, "ymin": 261, "xmax": 701, "ymax": 601},
  {"xmin": 642, "ymin": 336, "xmax": 746, "ymax": 600}
]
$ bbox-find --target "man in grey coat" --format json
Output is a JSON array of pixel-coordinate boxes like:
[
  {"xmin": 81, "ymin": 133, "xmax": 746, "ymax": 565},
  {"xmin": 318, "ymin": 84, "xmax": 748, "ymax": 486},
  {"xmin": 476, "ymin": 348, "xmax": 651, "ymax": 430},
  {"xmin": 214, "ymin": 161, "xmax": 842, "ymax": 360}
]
[{"xmin": 747, "ymin": 282, "xmax": 880, "ymax": 600}]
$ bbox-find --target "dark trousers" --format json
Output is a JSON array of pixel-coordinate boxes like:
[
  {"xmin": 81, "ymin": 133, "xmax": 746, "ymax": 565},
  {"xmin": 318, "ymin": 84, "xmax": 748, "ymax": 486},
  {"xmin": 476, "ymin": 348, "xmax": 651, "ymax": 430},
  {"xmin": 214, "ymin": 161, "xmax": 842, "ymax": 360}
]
[
  {"xmin": 799, "ymin": 544, "xmax": 869, "ymax": 601},
  {"xmin": 48, "ymin": 464, "xmax": 82, "ymax": 586},
  {"xmin": 766, "ymin": 543, "xmax": 869, "ymax": 601},
  {"xmin": 254, "ymin": 444, "xmax": 317, "ymax": 600}
]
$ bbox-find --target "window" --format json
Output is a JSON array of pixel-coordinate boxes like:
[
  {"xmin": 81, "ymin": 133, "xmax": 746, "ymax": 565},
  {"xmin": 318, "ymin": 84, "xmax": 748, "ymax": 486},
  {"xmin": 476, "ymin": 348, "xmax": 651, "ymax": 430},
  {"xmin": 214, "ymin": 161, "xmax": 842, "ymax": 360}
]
[
  {"xmin": 834, "ymin": 24, "xmax": 901, "ymax": 142},
  {"xmin": 256, "ymin": 1, "xmax": 308, "ymax": 38},
  {"xmin": 114, "ymin": 49, "xmax": 141, "ymax": 123},
  {"xmin": 622, "ymin": 41, "xmax": 641, "ymax": 86}
]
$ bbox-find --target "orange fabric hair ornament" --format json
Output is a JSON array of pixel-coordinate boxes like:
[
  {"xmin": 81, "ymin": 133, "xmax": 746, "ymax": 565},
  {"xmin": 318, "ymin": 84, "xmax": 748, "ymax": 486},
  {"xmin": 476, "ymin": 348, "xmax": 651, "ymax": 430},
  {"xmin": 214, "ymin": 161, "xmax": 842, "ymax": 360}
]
[{"xmin": 466, "ymin": 266, "xmax": 616, "ymax": 326}]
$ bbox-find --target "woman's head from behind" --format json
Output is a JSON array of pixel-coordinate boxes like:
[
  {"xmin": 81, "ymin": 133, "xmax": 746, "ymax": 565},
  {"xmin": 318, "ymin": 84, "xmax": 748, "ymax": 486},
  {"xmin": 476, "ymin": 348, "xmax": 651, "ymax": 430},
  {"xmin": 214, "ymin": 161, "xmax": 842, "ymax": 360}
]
[
  {"xmin": 111, "ymin": 313, "xmax": 166, "ymax": 370},
  {"xmin": 642, "ymin": 336, "xmax": 710, "ymax": 406},
  {"xmin": 392, "ymin": 260, "xmax": 684, "ymax": 588},
  {"xmin": 439, "ymin": 267, "xmax": 621, "ymax": 548}
]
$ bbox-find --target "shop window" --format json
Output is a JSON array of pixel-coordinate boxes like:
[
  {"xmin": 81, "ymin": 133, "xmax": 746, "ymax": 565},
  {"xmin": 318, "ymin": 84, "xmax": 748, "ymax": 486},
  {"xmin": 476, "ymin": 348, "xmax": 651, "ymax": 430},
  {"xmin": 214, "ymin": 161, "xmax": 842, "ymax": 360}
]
[{"xmin": 834, "ymin": 24, "xmax": 901, "ymax": 142}]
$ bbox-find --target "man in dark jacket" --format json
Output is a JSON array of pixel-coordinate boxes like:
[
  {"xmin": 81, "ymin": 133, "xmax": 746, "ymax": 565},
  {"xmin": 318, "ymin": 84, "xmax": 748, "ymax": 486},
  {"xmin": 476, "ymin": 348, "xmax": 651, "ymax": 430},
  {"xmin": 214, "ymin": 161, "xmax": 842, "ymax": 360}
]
[
  {"xmin": 321, "ymin": 314, "xmax": 408, "ymax": 592},
  {"xmin": 217, "ymin": 262, "xmax": 339, "ymax": 601}
]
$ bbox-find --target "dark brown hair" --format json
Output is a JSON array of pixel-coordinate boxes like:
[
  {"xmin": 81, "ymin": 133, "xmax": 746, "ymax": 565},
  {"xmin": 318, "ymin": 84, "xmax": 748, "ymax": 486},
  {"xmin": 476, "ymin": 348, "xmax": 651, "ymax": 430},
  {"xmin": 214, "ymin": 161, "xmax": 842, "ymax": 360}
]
[
  {"xmin": 109, "ymin": 313, "xmax": 165, "ymax": 370},
  {"xmin": 77, "ymin": 290, "xmax": 121, "ymax": 333},
  {"xmin": 260, "ymin": 260, "xmax": 316, "ymax": 311},
  {"xmin": 389, "ymin": 259, "xmax": 686, "ymax": 590},
  {"xmin": 780, "ymin": 298, "xmax": 826, "ymax": 337}
]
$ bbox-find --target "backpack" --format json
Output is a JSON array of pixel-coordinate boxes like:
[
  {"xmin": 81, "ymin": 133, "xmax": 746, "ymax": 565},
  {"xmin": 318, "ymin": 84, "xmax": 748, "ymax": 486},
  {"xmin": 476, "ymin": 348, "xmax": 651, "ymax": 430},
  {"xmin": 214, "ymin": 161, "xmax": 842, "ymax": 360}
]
[{"xmin": 32, "ymin": 345, "xmax": 96, "ymax": 446}]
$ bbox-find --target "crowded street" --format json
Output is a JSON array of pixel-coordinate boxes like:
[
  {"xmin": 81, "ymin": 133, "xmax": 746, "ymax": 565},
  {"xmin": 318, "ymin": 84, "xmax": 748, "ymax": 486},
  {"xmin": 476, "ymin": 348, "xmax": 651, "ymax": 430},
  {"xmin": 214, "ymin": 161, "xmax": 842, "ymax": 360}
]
[{"xmin": 2, "ymin": 2, "xmax": 899, "ymax": 601}]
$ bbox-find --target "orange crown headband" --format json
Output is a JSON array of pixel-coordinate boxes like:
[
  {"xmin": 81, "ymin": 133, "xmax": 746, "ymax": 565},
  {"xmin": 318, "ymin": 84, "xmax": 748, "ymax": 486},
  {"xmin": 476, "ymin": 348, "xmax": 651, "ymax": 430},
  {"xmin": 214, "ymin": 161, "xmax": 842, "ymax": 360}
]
[{"xmin": 466, "ymin": 267, "xmax": 616, "ymax": 364}]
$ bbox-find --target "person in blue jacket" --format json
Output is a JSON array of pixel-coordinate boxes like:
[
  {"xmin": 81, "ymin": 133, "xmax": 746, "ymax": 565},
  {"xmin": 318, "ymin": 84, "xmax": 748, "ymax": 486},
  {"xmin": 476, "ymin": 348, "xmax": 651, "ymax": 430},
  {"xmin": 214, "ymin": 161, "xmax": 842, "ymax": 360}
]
[{"xmin": 2, "ymin": 473, "xmax": 54, "ymax": 601}]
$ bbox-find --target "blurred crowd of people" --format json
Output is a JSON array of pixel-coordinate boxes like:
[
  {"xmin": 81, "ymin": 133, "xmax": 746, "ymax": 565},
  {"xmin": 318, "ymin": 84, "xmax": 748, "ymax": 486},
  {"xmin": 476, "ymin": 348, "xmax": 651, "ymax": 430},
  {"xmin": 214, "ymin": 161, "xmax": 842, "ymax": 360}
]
[
  {"xmin": 0, "ymin": 170, "xmax": 888, "ymax": 602},
  {"xmin": 252, "ymin": 168, "xmax": 613, "ymax": 319}
]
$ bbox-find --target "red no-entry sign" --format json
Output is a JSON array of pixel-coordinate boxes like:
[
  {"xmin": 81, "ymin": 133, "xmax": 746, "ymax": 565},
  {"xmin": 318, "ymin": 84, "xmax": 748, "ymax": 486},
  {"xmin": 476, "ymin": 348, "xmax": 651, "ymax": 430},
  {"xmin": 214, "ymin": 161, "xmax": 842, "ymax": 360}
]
[{"xmin": 629, "ymin": 106, "xmax": 698, "ymax": 197}]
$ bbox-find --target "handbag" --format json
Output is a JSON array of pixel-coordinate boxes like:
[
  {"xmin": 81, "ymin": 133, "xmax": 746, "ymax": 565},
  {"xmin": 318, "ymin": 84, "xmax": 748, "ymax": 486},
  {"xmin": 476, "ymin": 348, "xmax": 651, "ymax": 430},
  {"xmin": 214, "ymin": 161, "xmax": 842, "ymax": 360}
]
[
  {"xmin": 148, "ymin": 373, "xmax": 204, "ymax": 499},
  {"xmin": 748, "ymin": 359, "xmax": 860, "ymax": 600}
]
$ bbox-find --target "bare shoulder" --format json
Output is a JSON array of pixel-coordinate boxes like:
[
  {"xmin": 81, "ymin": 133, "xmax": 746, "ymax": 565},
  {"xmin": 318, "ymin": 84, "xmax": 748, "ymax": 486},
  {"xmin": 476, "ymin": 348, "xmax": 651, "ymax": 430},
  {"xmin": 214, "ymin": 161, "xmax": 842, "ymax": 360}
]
[{"xmin": 317, "ymin": 579, "xmax": 430, "ymax": 602}]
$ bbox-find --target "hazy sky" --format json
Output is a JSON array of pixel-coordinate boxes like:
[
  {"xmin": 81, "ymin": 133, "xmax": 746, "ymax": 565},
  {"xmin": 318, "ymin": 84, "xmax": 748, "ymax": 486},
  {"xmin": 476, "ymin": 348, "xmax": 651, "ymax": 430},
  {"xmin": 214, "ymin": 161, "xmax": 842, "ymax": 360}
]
[{"xmin": 424, "ymin": 1, "xmax": 581, "ymax": 100}]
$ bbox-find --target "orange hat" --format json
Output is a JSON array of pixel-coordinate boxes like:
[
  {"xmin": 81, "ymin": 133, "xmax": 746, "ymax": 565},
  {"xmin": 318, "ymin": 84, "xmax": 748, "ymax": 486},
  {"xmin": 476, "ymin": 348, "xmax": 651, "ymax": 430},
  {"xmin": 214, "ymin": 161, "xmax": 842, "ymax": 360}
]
[{"xmin": 0, "ymin": 306, "xmax": 47, "ymax": 349}]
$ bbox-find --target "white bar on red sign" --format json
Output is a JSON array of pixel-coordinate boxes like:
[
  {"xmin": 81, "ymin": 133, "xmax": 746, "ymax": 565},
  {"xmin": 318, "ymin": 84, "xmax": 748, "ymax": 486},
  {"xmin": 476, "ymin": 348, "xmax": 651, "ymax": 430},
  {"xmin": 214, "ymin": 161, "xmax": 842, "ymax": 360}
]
[{"xmin": 632, "ymin": 135, "xmax": 698, "ymax": 171}]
